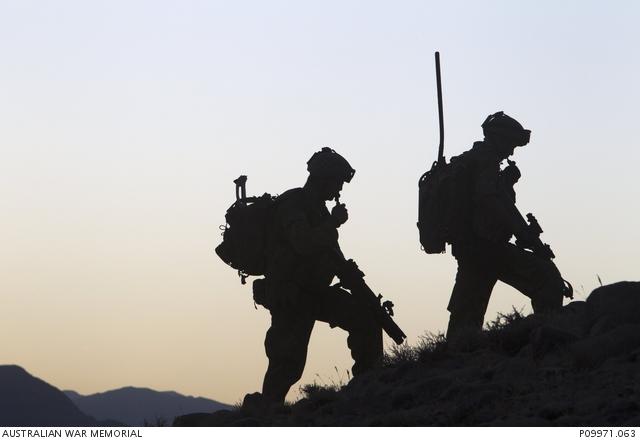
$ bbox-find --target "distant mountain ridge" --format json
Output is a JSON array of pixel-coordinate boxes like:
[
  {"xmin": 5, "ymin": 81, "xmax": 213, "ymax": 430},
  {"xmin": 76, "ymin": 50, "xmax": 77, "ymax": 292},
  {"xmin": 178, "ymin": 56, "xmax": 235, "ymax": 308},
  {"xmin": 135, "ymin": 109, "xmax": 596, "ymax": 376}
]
[
  {"xmin": 0, "ymin": 365, "xmax": 96, "ymax": 427},
  {"xmin": 65, "ymin": 386, "xmax": 231, "ymax": 426},
  {"xmin": 0, "ymin": 364, "xmax": 230, "ymax": 427}
]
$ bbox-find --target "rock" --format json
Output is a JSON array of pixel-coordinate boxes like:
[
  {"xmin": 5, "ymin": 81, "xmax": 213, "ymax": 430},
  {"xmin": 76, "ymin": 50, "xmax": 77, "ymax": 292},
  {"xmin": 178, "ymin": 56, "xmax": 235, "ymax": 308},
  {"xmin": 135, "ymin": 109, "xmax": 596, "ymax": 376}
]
[
  {"xmin": 571, "ymin": 324, "xmax": 640, "ymax": 368},
  {"xmin": 230, "ymin": 416, "xmax": 265, "ymax": 427},
  {"xmin": 174, "ymin": 410, "xmax": 241, "ymax": 427},
  {"xmin": 390, "ymin": 389, "xmax": 415, "ymax": 410},
  {"xmin": 530, "ymin": 325, "xmax": 579, "ymax": 359},
  {"xmin": 538, "ymin": 403, "xmax": 567, "ymax": 421},
  {"xmin": 622, "ymin": 414, "xmax": 640, "ymax": 426},
  {"xmin": 493, "ymin": 314, "xmax": 544, "ymax": 355},
  {"xmin": 554, "ymin": 415, "xmax": 584, "ymax": 426},
  {"xmin": 586, "ymin": 282, "xmax": 640, "ymax": 330},
  {"xmin": 241, "ymin": 392, "xmax": 272, "ymax": 416},
  {"xmin": 548, "ymin": 301, "xmax": 590, "ymax": 337},
  {"xmin": 589, "ymin": 315, "xmax": 620, "ymax": 336},
  {"xmin": 502, "ymin": 416, "xmax": 549, "ymax": 426},
  {"xmin": 415, "ymin": 375, "xmax": 452, "ymax": 398}
]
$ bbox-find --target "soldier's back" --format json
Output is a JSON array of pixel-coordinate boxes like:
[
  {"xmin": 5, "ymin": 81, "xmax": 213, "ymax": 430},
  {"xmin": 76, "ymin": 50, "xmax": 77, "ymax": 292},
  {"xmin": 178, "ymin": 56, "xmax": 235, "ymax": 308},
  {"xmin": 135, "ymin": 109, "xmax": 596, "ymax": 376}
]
[{"xmin": 265, "ymin": 187, "xmax": 335, "ymax": 287}]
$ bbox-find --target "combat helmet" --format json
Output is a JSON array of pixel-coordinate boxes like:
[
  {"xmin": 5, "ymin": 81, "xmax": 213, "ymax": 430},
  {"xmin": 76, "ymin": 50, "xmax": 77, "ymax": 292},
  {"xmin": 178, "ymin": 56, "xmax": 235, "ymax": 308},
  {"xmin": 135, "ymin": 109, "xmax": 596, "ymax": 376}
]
[
  {"xmin": 307, "ymin": 147, "xmax": 355, "ymax": 183},
  {"xmin": 482, "ymin": 111, "xmax": 531, "ymax": 146}
]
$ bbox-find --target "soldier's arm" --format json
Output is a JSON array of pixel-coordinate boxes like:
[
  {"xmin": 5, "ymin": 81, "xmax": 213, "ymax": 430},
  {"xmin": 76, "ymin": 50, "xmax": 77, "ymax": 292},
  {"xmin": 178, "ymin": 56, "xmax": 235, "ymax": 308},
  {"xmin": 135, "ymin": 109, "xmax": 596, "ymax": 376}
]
[
  {"xmin": 499, "ymin": 160, "xmax": 521, "ymax": 203},
  {"xmin": 279, "ymin": 205, "xmax": 338, "ymax": 256},
  {"xmin": 473, "ymin": 159, "xmax": 522, "ymax": 237}
]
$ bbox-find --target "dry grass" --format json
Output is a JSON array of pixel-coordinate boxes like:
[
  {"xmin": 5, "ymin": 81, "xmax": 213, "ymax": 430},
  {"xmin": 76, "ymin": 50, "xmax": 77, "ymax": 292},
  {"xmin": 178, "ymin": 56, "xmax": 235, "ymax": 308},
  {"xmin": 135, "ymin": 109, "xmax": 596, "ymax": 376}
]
[
  {"xmin": 383, "ymin": 332, "xmax": 448, "ymax": 367},
  {"xmin": 298, "ymin": 367, "xmax": 349, "ymax": 401},
  {"xmin": 298, "ymin": 308, "xmax": 529, "ymax": 403}
]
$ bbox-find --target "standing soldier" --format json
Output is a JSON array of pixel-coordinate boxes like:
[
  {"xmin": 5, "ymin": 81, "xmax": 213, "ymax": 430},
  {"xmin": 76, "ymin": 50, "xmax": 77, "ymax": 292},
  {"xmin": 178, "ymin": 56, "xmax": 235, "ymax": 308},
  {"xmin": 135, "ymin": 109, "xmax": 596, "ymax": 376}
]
[
  {"xmin": 245, "ymin": 147, "xmax": 383, "ymax": 409},
  {"xmin": 445, "ymin": 112, "xmax": 567, "ymax": 342}
]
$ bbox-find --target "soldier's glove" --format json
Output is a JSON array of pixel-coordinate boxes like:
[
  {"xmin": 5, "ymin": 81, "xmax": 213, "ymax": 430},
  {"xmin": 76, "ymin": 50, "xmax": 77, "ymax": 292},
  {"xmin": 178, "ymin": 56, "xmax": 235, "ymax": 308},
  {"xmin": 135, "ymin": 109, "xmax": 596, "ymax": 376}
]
[
  {"xmin": 502, "ymin": 159, "xmax": 521, "ymax": 186},
  {"xmin": 330, "ymin": 203, "xmax": 349, "ymax": 227}
]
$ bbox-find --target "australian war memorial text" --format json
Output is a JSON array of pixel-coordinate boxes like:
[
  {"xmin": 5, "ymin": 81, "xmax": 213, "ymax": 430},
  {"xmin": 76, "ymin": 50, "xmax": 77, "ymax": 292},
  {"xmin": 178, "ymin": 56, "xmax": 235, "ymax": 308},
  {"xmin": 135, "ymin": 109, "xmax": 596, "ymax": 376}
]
[{"xmin": 1, "ymin": 429, "xmax": 142, "ymax": 439}]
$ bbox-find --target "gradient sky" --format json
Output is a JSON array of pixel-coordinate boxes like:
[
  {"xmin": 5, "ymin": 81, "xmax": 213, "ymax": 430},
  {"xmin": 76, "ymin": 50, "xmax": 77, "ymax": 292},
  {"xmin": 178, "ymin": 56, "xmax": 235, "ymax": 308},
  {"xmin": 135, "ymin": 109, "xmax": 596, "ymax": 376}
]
[{"xmin": 1, "ymin": 1, "xmax": 638, "ymax": 405}]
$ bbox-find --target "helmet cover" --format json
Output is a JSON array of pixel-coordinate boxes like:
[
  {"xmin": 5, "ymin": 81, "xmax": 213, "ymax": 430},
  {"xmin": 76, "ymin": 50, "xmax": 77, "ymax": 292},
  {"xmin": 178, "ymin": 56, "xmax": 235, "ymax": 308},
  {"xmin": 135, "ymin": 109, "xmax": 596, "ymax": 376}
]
[
  {"xmin": 306, "ymin": 147, "xmax": 355, "ymax": 183},
  {"xmin": 482, "ymin": 111, "xmax": 531, "ymax": 146}
]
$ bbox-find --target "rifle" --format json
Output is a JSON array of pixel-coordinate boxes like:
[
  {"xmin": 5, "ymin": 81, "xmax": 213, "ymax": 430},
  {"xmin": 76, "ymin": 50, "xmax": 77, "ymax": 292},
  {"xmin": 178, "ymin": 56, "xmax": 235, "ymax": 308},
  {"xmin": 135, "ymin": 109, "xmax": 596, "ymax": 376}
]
[
  {"xmin": 332, "ymin": 249, "xmax": 407, "ymax": 345},
  {"xmin": 499, "ymin": 177, "xmax": 574, "ymax": 299}
]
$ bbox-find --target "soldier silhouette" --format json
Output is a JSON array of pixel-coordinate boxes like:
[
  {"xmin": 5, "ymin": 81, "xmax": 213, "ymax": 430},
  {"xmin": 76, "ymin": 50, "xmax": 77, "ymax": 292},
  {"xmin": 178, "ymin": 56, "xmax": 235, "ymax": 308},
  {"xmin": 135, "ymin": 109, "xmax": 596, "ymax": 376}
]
[
  {"xmin": 244, "ymin": 147, "xmax": 383, "ymax": 409},
  {"xmin": 444, "ymin": 112, "xmax": 567, "ymax": 342}
]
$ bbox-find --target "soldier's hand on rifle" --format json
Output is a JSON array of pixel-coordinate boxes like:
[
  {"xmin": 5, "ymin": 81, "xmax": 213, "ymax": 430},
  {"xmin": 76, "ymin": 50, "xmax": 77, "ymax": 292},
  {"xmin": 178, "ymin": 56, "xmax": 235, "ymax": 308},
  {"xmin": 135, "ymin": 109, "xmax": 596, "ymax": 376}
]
[
  {"xmin": 336, "ymin": 258, "xmax": 364, "ymax": 288},
  {"xmin": 515, "ymin": 225, "xmax": 538, "ymax": 251},
  {"xmin": 331, "ymin": 202, "xmax": 349, "ymax": 227}
]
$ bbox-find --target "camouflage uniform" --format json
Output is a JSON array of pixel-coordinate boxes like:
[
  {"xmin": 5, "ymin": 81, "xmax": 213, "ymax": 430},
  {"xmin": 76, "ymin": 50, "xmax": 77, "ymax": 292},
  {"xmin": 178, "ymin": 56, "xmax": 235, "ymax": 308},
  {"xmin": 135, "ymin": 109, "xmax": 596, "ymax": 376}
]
[
  {"xmin": 256, "ymin": 187, "xmax": 382, "ymax": 404},
  {"xmin": 446, "ymin": 140, "xmax": 565, "ymax": 339}
]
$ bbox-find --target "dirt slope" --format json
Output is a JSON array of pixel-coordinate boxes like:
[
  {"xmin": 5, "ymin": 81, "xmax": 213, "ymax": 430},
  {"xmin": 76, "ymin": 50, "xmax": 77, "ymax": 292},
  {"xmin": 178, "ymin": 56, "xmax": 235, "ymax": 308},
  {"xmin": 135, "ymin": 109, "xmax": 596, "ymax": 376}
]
[{"xmin": 176, "ymin": 281, "xmax": 640, "ymax": 426}]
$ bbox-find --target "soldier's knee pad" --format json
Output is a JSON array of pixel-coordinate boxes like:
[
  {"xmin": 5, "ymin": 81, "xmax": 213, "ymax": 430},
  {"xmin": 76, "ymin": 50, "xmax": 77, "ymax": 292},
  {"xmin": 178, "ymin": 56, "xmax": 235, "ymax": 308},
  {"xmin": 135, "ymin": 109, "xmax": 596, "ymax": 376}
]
[
  {"xmin": 352, "ymin": 308, "xmax": 379, "ymax": 331},
  {"xmin": 539, "ymin": 264, "xmax": 566, "ymax": 305},
  {"xmin": 265, "ymin": 347, "xmax": 307, "ymax": 377}
]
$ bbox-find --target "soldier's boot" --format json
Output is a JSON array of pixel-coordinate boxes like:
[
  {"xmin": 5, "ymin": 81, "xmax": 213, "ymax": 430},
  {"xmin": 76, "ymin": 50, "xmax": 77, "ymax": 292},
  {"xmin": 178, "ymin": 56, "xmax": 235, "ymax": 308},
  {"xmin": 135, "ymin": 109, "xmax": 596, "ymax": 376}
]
[
  {"xmin": 241, "ymin": 392, "xmax": 270, "ymax": 416},
  {"xmin": 446, "ymin": 307, "xmax": 485, "ymax": 351},
  {"xmin": 347, "ymin": 323, "xmax": 383, "ymax": 376}
]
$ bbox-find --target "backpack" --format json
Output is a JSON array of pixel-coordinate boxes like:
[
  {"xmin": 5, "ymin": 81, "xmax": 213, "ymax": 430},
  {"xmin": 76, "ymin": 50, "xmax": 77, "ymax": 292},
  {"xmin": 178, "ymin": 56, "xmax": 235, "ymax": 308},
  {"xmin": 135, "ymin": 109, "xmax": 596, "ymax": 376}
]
[
  {"xmin": 215, "ymin": 178, "xmax": 276, "ymax": 284},
  {"xmin": 417, "ymin": 155, "xmax": 471, "ymax": 253}
]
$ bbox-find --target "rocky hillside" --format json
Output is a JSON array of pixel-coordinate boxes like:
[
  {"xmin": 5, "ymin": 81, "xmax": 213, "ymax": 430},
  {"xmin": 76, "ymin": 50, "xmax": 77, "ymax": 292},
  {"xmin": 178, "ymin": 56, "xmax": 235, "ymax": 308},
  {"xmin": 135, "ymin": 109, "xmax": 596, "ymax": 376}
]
[{"xmin": 175, "ymin": 281, "xmax": 640, "ymax": 426}]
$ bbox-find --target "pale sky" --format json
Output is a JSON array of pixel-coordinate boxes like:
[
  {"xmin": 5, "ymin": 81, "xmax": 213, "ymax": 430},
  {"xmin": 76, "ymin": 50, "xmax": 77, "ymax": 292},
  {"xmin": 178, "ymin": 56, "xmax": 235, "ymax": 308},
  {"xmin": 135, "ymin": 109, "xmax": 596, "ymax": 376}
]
[{"xmin": 1, "ymin": 1, "xmax": 638, "ymax": 405}]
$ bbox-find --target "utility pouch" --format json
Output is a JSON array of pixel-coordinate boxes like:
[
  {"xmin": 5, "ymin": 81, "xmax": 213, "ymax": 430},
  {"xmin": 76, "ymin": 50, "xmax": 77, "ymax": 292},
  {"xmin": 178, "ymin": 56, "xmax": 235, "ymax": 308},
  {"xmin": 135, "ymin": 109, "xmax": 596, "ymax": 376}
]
[{"xmin": 252, "ymin": 278, "xmax": 269, "ymax": 309}]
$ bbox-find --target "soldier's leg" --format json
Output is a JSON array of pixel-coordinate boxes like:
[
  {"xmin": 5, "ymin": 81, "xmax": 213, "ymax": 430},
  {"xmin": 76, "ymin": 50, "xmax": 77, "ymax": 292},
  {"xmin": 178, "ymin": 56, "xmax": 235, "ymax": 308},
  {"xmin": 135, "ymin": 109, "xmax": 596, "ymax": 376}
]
[
  {"xmin": 261, "ymin": 307, "xmax": 315, "ymax": 404},
  {"xmin": 313, "ymin": 286, "xmax": 383, "ymax": 376},
  {"xmin": 446, "ymin": 254, "xmax": 498, "ymax": 341},
  {"xmin": 494, "ymin": 242, "xmax": 565, "ymax": 313}
]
